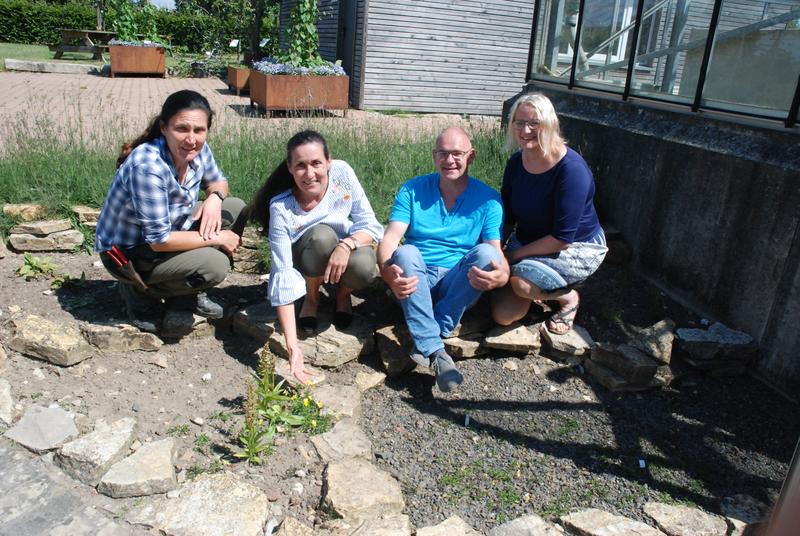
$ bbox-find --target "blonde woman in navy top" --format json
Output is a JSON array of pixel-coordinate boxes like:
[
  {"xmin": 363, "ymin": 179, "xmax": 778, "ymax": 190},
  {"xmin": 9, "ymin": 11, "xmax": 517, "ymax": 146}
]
[
  {"xmin": 250, "ymin": 130, "xmax": 383, "ymax": 384},
  {"xmin": 492, "ymin": 93, "xmax": 608, "ymax": 334}
]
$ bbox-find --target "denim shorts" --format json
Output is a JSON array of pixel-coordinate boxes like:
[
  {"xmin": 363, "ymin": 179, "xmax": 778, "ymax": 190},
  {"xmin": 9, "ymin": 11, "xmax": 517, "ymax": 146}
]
[{"xmin": 507, "ymin": 231, "xmax": 608, "ymax": 292}]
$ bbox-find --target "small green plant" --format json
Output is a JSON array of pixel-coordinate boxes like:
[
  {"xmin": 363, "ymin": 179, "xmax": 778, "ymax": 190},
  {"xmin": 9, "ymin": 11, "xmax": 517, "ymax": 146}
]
[
  {"xmin": 539, "ymin": 490, "xmax": 575, "ymax": 518},
  {"xmin": 30, "ymin": 392, "xmax": 43, "ymax": 400},
  {"xmin": 498, "ymin": 486, "xmax": 521, "ymax": 507},
  {"xmin": 186, "ymin": 459, "xmax": 225, "ymax": 480},
  {"xmin": 234, "ymin": 380, "xmax": 274, "ymax": 464},
  {"xmin": 167, "ymin": 424, "xmax": 190, "ymax": 437},
  {"xmin": 51, "ymin": 271, "xmax": 87, "ymax": 290},
  {"xmin": 208, "ymin": 410, "xmax": 232, "ymax": 423},
  {"xmin": 195, "ymin": 434, "xmax": 210, "ymax": 448},
  {"xmin": 17, "ymin": 253, "xmax": 57, "ymax": 280},
  {"xmin": 557, "ymin": 418, "xmax": 581, "ymax": 438}
]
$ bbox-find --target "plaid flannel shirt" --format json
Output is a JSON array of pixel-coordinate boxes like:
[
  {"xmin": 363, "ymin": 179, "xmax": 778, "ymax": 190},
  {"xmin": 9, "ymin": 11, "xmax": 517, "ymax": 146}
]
[{"xmin": 95, "ymin": 137, "xmax": 226, "ymax": 253}]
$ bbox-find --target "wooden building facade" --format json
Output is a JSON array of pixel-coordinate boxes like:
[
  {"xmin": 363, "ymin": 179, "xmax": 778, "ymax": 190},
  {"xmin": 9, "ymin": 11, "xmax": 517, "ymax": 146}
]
[{"xmin": 280, "ymin": 0, "xmax": 535, "ymax": 115}]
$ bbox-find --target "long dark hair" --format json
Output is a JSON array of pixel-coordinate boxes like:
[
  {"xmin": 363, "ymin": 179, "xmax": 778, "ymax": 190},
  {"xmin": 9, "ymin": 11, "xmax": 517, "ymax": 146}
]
[
  {"xmin": 116, "ymin": 90, "xmax": 214, "ymax": 168},
  {"xmin": 249, "ymin": 130, "xmax": 330, "ymax": 234}
]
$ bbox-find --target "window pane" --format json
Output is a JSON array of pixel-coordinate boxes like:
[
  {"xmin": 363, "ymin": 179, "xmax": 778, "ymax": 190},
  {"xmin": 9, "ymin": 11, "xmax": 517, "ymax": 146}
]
[
  {"xmin": 701, "ymin": 0, "xmax": 800, "ymax": 118},
  {"xmin": 629, "ymin": 0, "xmax": 715, "ymax": 104},
  {"xmin": 529, "ymin": 0, "xmax": 580, "ymax": 84}
]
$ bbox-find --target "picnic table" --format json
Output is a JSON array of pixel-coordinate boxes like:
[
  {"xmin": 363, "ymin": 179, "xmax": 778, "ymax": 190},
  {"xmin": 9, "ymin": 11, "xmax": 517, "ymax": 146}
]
[{"xmin": 49, "ymin": 29, "xmax": 117, "ymax": 60}]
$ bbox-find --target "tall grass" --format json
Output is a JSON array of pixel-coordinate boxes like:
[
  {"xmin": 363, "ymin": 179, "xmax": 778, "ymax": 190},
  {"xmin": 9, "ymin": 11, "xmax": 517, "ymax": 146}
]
[{"xmin": 0, "ymin": 109, "xmax": 508, "ymax": 232}]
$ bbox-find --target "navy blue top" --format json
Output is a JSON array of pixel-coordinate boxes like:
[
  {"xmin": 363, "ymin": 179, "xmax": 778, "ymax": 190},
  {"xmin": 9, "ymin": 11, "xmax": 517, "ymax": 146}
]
[{"xmin": 501, "ymin": 148, "xmax": 602, "ymax": 244}]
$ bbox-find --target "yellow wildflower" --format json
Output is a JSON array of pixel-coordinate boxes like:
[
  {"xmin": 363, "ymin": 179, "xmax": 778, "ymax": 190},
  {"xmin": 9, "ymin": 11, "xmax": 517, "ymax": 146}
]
[
  {"xmin": 316, "ymin": 401, "xmax": 323, "ymax": 408},
  {"xmin": 303, "ymin": 397, "xmax": 310, "ymax": 407},
  {"xmin": 311, "ymin": 419, "xmax": 317, "ymax": 428}
]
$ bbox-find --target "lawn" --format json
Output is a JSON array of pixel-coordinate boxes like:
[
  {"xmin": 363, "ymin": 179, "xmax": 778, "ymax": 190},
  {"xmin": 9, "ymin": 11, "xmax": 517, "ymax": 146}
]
[{"xmin": 0, "ymin": 42, "xmax": 105, "ymax": 70}]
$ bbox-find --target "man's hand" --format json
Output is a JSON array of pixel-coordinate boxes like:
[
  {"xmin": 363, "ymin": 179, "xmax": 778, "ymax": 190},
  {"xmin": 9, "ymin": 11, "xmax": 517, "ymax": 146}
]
[
  {"xmin": 214, "ymin": 230, "xmax": 241, "ymax": 255},
  {"xmin": 381, "ymin": 263, "xmax": 418, "ymax": 299},
  {"xmin": 468, "ymin": 260, "xmax": 509, "ymax": 291},
  {"xmin": 196, "ymin": 194, "xmax": 223, "ymax": 240},
  {"xmin": 324, "ymin": 244, "xmax": 350, "ymax": 284}
]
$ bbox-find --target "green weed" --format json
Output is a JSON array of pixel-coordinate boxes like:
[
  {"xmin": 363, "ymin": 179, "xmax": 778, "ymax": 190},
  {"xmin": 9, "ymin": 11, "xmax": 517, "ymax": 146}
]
[
  {"xmin": 539, "ymin": 490, "xmax": 575, "ymax": 518},
  {"xmin": 208, "ymin": 410, "xmax": 232, "ymax": 423},
  {"xmin": 557, "ymin": 418, "xmax": 581, "ymax": 438},
  {"xmin": 16, "ymin": 253, "xmax": 57, "ymax": 280},
  {"xmin": 167, "ymin": 424, "xmax": 190, "ymax": 437}
]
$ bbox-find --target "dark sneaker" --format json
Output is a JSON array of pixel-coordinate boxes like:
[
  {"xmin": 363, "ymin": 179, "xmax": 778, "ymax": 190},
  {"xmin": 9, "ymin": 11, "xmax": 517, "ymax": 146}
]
[
  {"xmin": 165, "ymin": 292, "xmax": 224, "ymax": 319},
  {"xmin": 119, "ymin": 283, "xmax": 162, "ymax": 333},
  {"xmin": 430, "ymin": 349, "xmax": 464, "ymax": 392}
]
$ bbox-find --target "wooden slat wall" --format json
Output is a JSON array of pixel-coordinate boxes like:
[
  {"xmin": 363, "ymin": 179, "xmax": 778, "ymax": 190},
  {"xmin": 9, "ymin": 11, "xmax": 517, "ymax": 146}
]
[
  {"xmin": 350, "ymin": 0, "xmax": 367, "ymax": 108},
  {"xmin": 359, "ymin": 0, "xmax": 534, "ymax": 115}
]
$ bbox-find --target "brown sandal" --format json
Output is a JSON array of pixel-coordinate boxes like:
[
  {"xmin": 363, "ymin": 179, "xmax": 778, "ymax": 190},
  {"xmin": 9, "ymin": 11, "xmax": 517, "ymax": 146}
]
[{"xmin": 546, "ymin": 304, "xmax": 579, "ymax": 334}]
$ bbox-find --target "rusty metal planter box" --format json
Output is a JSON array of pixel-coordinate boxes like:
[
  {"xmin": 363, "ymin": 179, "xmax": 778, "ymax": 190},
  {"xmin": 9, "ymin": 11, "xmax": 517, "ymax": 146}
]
[
  {"xmin": 110, "ymin": 46, "xmax": 166, "ymax": 78},
  {"xmin": 249, "ymin": 71, "xmax": 349, "ymax": 112},
  {"xmin": 227, "ymin": 66, "xmax": 250, "ymax": 96}
]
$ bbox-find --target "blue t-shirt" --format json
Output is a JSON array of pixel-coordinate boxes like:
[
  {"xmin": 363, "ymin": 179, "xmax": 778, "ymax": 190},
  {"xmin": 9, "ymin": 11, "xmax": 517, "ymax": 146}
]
[
  {"xmin": 501, "ymin": 148, "xmax": 601, "ymax": 245},
  {"xmin": 390, "ymin": 173, "xmax": 503, "ymax": 269}
]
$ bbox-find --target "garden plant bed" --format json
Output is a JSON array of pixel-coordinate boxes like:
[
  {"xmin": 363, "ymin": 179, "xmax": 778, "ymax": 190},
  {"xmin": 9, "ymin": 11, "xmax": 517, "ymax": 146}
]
[
  {"xmin": 227, "ymin": 66, "xmax": 250, "ymax": 96},
  {"xmin": 109, "ymin": 46, "xmax": 166, "ymax": 78},
  {"xmin": 0, "ymin": 243, "xmax": 796, "ymax": 533},
  {"xmin": 249, "ymin": 71, "xmax": 349, "ymax": 114}
]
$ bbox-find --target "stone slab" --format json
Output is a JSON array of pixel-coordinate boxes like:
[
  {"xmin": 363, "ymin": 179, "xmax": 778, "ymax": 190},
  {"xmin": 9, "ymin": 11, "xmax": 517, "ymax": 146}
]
[
  {"xmin": 312, "ymin": 385, "xmax": 361, "ymax": 421},
  {"xmin": 541, "ymin": 324, "xmax": 594, "ymax": 357},
  {"xmin": 232, "ymin": 301, "xmax": 277, "ymax": 343},
  {"xmin": 160, "ymin": 311, "xmax": 213, "ymax": 340},
  {"xmin": 0, "ymin": 379, "xmax": 13, "ymax": 426},
  {"xmin": 590, "ymin": 342, "xmax": 657, "ymax": 384},
  {"xmin": 276, "ymin": 517, "xmax": 314, "ymax": 535},
  {"xmin": 375, "ymin": 324, "xmax": 416, "ymax": 377},
  {"xmin": 98, "ymin": 438, "xmax": 176, "ymax": 498},
  {"xmin": 488, "ymin": 513, "xmax": 564, "ymax": 536},
  {"xmin": 676, "ymin": 323, "xmax": 757, "ymax": 363},
  {"xmin": 585, "ymin": 359, "xmax": 652, "ymax": 392},
  {"xmin": 127, "ymin": 472, "xmax": 269, "ymax": 536},
  {"xmin": 9, "ymin": 314, "xmax": 93, "ymax": 366},
  {"xmin": 3, "ymin": 203, "xmax": 48, "ymax": 222},
  {"xmin": 444, "ymin": 334, "xmax": 490, "ymax": 358},
  {"xmin": 8, "ymin": 230, "xmax": 84, "ymax": 252},
  {"xmin": 10, "ymin": 219, "xmax": 72, "ymax": 235},
  {"xmin": 275, "ymin": 358, "xmax": 326, "ymax": 388},
  {"xmin": 310, "ymin": 419, "xmax": 372, "ymax": 462},
  {"xmin": 349, "ymin": 514, "xmax": 412, "ymax": 535},
  {"xmin": 0, "ymin": 440, "xmax": 144, "ymax": 536},
  {"xmin": 448, "ymin": 313, "xmax": 495, "ymax": 338},
  {"xmin": 72, "ymin": 206, "xmax": 101, "ymax": 224},
  {"xmin": 643, "ymin": 502, "xmax": 728, "ymax": 536},
  {"xmin": 0, "ymin": 239, "xmax": 8, "ymax": 258},
  {"xmin": 631, "ymin": 319, "xmax": 676, "ymax": 364},
  {"xmin": 323, "ymin": 457, "xmax": 405, "ymax": 521},
  {"xmin": 561, "ymin": 508, "xmax": 665, "ymax": 536},
  {"xmin": 81, "ymin": 324, "xmax": 162, "ymax": 352},
  {"xmin": 5, "ymin": 405, "xmax": 78, "ymax": 453},
  {"xmin": 4, "ymin": 59, "xmax": 102, "ymax": 75},
  {"xmin": 269, "ymin": 316, "xmax": 374, "ymax": 368},
  {"xmin": 354, "ymin": 370, "xmax": 386, "ymax": 392},
  {"xmin": 485, "ymin": 322, "xmax": 542, "ymax": 353},
  {"xmin": 55, "ymin": 417, "xmax": 138, "ymax": 486},
  {"xmin": 417, "ymin": 515, "xmax": 482, "ymax": 536}
]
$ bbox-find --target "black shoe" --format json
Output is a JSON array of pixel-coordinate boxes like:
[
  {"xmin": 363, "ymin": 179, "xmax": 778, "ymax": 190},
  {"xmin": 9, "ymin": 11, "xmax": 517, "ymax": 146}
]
[
  {"xmin": 430, "ymin": 349, "xmax": 464, "ymax": 392},
  {"xmin": 332, "ymin": 311, "xmax": 353, "ymax": 330},
  {"xmin": 167, "ymin": 292, "xmax": 224, "ymax": 319},
  {"xmin": 119, "ymin": 283, "xmax": 162, "ymax": 333},
  {"xmin": 298, "ymin": 316, "xmax": 318, "ymax": 334}
]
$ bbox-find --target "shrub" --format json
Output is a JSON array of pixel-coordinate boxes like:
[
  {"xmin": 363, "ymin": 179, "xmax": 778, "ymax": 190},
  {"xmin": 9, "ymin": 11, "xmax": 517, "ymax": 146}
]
[{"xmin": 0, "ymin": 1, "xmax": 95, "ymax": 45}]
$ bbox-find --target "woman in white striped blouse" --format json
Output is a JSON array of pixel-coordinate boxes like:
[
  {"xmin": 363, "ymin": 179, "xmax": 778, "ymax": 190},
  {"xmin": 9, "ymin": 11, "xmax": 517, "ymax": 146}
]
[{"xmin": 250, "ymin": 130, "xmax": 384, "ymax": 384}]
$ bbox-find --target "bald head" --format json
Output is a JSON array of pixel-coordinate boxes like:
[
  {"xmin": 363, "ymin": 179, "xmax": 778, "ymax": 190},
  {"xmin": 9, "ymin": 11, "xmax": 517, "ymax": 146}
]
[
  {"xmin": 434, "ymin": 127, "xmax": 472, "ymax": 151},
  {"xmin": 433, "ymin": 126, "xmax": 475, "ymax": 183}
]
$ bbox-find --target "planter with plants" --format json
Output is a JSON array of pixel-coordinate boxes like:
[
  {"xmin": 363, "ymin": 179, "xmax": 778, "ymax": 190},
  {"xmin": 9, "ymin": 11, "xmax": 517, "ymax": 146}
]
[
  {"xmin": 249, "ymin": 0, "xmax": 349, "ymax": 114},
  {"xmin": 107, "ymin": 0, "xmax": 167, "ymax": 78},
  {"xmin": 227, "ymin": 64, "xmax": 251, "ymax": 96}
]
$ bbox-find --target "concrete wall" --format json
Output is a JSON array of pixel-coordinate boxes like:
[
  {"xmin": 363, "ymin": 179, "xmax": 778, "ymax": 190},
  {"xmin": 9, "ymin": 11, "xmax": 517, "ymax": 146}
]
[{"xmin": 505, "ymin": 84, "xmax": 800, "ymax": 396}]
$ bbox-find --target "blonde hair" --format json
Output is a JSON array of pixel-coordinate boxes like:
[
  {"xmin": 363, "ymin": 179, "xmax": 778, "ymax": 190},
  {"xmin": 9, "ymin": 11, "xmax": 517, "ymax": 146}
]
[{"xmin": 505, "ymin": 93, "xmax": 566, "ymax": 157}]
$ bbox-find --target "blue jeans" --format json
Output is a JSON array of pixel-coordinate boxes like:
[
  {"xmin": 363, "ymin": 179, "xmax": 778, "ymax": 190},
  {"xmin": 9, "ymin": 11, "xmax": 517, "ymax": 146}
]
[{"xmin": 391, "ymin": 243, "xmax": 501, "ymax": 357}]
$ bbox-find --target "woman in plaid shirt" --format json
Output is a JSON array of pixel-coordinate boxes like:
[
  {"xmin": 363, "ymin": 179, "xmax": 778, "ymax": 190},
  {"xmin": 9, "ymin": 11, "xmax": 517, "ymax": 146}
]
[{"xmin": 95, "ymin": 90, "xmax": 246, "ymax": 333}]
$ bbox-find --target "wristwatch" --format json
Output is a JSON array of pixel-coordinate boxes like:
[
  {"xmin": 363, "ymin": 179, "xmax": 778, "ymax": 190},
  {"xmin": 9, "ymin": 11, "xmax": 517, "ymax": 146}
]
[
  {"xmin": 210, "ymin": 191, "xmax": 226, "ymax": 201},
  {"xmin": 340, "ymin": 237, "xmax": 358, "ymax": 251}
]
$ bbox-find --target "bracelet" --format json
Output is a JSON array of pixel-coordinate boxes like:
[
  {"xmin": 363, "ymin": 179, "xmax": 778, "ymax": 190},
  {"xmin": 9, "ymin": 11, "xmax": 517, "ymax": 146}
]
[{"xmin": 336, "ymin": 242, "xmax": 352, "ymax": 252}]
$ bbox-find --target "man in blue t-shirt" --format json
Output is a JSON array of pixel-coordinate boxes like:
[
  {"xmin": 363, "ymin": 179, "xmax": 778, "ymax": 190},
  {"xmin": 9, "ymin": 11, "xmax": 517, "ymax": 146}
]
[{"xmin": 377, "ymin": 127, "xmax": 510, "ymax": 392}]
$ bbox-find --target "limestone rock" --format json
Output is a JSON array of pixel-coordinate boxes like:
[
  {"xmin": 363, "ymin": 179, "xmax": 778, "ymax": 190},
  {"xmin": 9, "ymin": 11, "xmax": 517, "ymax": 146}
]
[
  {"xmin": 0, "ymin": 239, "xmax": 7, "ymax": 258},
  {"xmin": 232, "ymin": 227, "xmax": 266, "ymax": 273},
  {"xmin": 277, "ymin": 517, "xmax": 314, "ymax": 535},
  {"xmin": 233, "ymin": 301, "xmax": 277, "ymax": 343},
  {"xmin": 9, "ymin": 314, "xmax": 93, "ymax": 366},
  {"xmin": 312, "ymin": 385, "xmax": 361, "ymax": 421},
  {"xmin": 443, "ymin": 334, "xmax": 489, "ymax": 358},
  {"xmin": 417, "ymin": 515, "xmax": 482, "ymax": 536},
  {"xmin": 349, "ymin": 514, "xmax": 412, "ymax": 535},
  {"xmin": 561, "ymin": 509, "xmax": 664, "ymax": 536},
  {"xmin": 72, "ymin": 205, "xmax": 100, "ymax": 224},
  {"xmin": 310, "ymin": 419, "xmax": 372, "ymax": 462},
  {"xmin": 127, "ymin": 472, "xmax": 268, "ymax": 536},
  {"xmin": 643, "ymin": 502, "xmax": 727, "ymax": 536},
  {"xmin": 160, "ymin": 310, "xmax": 213, "ymax": 340},
  {"xmin": 275, "ymin": 358, "xmax": 326, "ymax": 388},
  {"xmin": 585, "ymin": 359, "xmax": 652, "ymax": 392},
  {"xmin": 631, "ymin": 319, "xmax": 675, "ymax": 364},
  {"xmin": 354, "ymin": 371, "xmax": 386, "ymax": 392},
  {"xmin": 270, "ymin": 317, "xmax": 374, "ymax": 368},
  {"xmin": 0, "ymin": 378, "xmax": 13, "ymax": 426},
  {"xmin": 3, "ymin": 203, "xmax": 48, "ymax": 221},
  {"xmin": 81, "ymin": 324, "xmax": 162, "ymax": 352},
  {"xmin": 676, "ymin": 323, "xmax": 757, "ymax": 367},
  {"xmin": 590, "ymin": 342, "xmax": 657, "ymax": 384},
  {"xmin": 485, "ymin": 322, "xmax": 541, "ymax": 353},
  {"xmin": 720, "ymin": 494, "xmax": 769, "ymax": 530},
  {"xmin": 488, "ymin": 514, "xmax": 563, "ymax": 536},
  {"xmin": 540, "ymin": 324, "xmax": 594, "ymax": 357},
  {"xmin": 10, "ymin": 219, "xmax": 72, "ymax": 235},
  {"xmin": 5, "ymin": 405, "xmax": 78, "ymax": 453},
  {"xmin": 448, "ymin": 312, "xmax": 494, "ymax": 338},
  {"xmin": 0, "ymin": 344, "xmax": 7, "ymax": 374},
  {"xmin": 55, "ymin": 417, "xmax": 137, "ymax": 486},
  {"xmin": 375, "ymin": 325, "xmax": 415, "ymax": 377},
  {"xmin": 9, "ymin": 230, "xmax": 84, "ymax": 252},
  {"xmin": 323, "ymin": 457, "xmax": 404, "ymax": 521},
  {"xmin": 98, "ymin": 438, "xmax": 176, "ymax": 498}
]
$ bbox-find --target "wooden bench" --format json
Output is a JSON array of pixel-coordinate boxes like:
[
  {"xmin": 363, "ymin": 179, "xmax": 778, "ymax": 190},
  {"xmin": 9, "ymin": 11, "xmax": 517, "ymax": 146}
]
[{"xmin": 50, "ymin": 29, "xmax": 116, "ymax": 61}]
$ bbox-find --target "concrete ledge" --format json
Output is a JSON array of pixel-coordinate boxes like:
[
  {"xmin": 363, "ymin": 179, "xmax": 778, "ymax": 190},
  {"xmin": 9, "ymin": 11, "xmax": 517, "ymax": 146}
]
[{"xmin": 4, "ymin": 59, "xmax": 106, "ymax": 75}]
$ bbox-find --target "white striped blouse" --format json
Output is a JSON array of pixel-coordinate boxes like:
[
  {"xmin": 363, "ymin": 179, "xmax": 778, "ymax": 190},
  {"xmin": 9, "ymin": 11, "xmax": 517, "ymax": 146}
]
[{"xmin": 267, "ymin": 160, "xmax": 384, "ymax": 306}]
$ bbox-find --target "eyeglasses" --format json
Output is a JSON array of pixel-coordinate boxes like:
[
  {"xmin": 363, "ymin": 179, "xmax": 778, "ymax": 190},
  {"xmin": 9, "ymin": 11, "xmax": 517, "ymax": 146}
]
[
  {"xmin": 512, "ymin": 120, "xmax": 540, "ymax": 130},
  {"xmin": 433, "ymin": 150, "xmax": 472, "ymax": 161}
]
